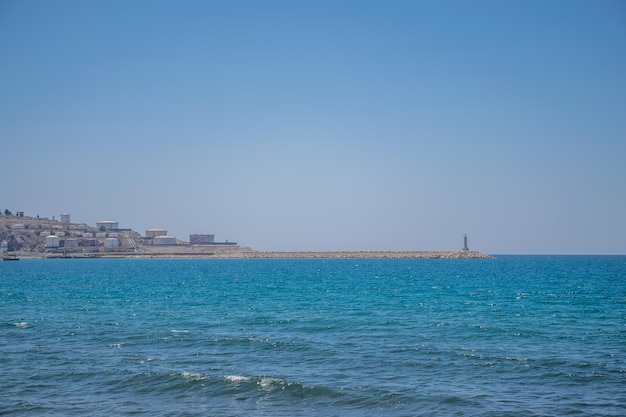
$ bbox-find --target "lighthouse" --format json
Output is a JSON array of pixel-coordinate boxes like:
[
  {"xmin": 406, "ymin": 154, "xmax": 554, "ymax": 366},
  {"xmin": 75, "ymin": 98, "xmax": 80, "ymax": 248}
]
[{"xmin": 462, "ymin": 234, "xmax": 469, "ymax": 251}]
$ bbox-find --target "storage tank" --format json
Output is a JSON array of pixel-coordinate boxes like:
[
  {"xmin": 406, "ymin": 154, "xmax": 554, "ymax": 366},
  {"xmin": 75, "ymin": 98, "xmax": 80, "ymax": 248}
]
[
  {"xmin": 108, "ymin": 232, "xmax": 119, "ymax": 238},
  {"xmin": 153, "ymin": 235, "xmax": 176, "ymax": 245},
  {"xmin": 64, "ymin": 238, "xmax": 79, "ymax": 248},
  {"xmin": 146, "ymin": 228, "xmax": 167, "ymax": 238},
  {"xmin": 96, "ymin": 232, "xmax": 107, "ymax": 238},
  {"xmin": 61, "ymin": 214, "xmax": 70, "ymax": 224},
  {"xmin": 45, "ymin": 235, "xmax": 60, "ymax": 248},
  {"xmin": 83, "ymin": 232, "xmax": 93, "ymax": 238},
  {"xmin": 104, "ymin": 238, "xmax": 118, "ymax": 248}
]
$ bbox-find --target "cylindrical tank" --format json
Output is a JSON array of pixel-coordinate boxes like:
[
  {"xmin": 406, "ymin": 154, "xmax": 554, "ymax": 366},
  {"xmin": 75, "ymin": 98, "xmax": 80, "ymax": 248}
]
[
  {"xmin": 83, "ymin": 232, "xmax": 93, "ymax": 238},
  {"xmin": 61, "ymin": 214, "xmax": 70, "ymax": 224},
  {"xmin": 96, "ymin": 232, "xmax": 107, "ymax": 238},
  {"xmin": 108, "ymin": 232, "xmax": 119, "ymax": 238},
  {"xmin": 64, "ymin": 238, "xmax": 79, "ymax": 248},
  {"xmin": 45, "ymin": 235, "xmax": 60, "ymax": 248},
  {"xmin": 146, "ymin": 228, "xmax": 167, "ymax": 238},
  {"xmin": 104, "ymin": 238, "xmax": 118, "ymax": 248},
  {"xmin": 153, "ymin": 235, "xmax": 176, "ymax": 245}
]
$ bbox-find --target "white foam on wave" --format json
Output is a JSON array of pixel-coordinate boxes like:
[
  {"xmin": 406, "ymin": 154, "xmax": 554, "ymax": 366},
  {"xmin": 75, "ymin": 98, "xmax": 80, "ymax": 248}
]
[
  {"xmin": 258, "ymin": 377, "xmax": 284, "ymax": 389},
  {"xmin": 181, "ymin": 371, "xmax": 208, "ymax": 381},
  {"xmin": 13, "ymin": 321, "xmax": 28, "ymax": 328},
  {"xmin": 170, "ymin": 329, "xmax": 190, "ymax": 333},
  {"xmin": 224, "ymin": 375, "xmax": 251, "ymax": 383}
]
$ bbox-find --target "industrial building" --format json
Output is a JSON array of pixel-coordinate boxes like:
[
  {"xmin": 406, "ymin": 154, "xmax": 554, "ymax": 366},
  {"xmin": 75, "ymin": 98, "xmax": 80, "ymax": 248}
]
[
  {"xmin": 61, "ymin": 214, "xmax": 70, "ymax": 224},
  {"xmin": 96, "ymin": 220, "xmax": 119, "ymax": 230},
  {"xmin": 190, "ymin": 234, "xmax": 215, "ymax": 244}
]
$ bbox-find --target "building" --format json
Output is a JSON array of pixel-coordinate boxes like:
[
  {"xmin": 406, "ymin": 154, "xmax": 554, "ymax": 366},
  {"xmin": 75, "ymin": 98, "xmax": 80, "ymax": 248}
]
[
  {"xmin": 61, "ymin": 214, "xmax": 70, "ymax": 224},
  {"xmin": 189, "ymin": 234, "xmax": 215, "ymax": 244},
  {"xmin": 96, "ymin": 220, "xmax": 119, "ymax": 231},
  {"xmin": 146, "ymin": 228, "xmax": 167, "ymax": 238}
]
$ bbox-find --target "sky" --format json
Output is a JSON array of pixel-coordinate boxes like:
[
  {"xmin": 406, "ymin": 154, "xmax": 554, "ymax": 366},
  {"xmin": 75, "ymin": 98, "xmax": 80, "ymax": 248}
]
[{"xmin": 1, "ymin": 0, "xmax": 625, "ymax": 254}]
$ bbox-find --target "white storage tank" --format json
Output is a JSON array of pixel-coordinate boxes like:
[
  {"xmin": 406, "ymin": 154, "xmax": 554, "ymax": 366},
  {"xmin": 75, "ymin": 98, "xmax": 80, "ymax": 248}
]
[
  {"xmin": 96, "ymin": 232, "xmax": 107, "ymax": 238},
  {"xmin": 146, "ymin": 228, "xmax": 167, "ymax": 238},
  {"xmin": 61, "ymin": 214, "xmax": 70, "ymax": 224},
  {"xmin": 108, "ymin": 232, "xmax": 119, "ymax": 238},
  {"xmin": 64, "ymin": 238, "xmax": 79, "ymax": 248},
  {"xmin": 83, "ymin": 232, "xmax": 93, "ymax": 238},
  {"xmin": 97, "ymin": 220, "xmax": 119, "ymax": 230},
  {"xmin": 153, "ymin": 235, "xmax": 176, "ymax": 245},
  {"xmin": 104, "ymin": 238, "xmax": 118, "ymax": 248},
  {"xmin": 45, "ymin": 235, "xmax": 60, "ymax": 248},
  {"xmin": 56, "ymin": 231, "xmax": 66, "ymax": 237},
  {"xmin": 40, "ymin": 231, "xmax": 50, "ymax": 237}
]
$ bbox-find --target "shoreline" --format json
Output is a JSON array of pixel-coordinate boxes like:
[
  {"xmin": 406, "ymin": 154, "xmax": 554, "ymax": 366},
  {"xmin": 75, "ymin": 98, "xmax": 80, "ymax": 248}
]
[{"xmin": 8, "ymin": 250, "xmax": 492, "ymax": 260}]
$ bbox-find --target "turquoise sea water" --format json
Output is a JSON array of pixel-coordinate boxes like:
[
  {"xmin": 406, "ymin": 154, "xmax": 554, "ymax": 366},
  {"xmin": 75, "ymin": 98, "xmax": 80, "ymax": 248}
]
[{"xmin": 1, "ymin": 256, "xmax": 625, "ymax": 416}]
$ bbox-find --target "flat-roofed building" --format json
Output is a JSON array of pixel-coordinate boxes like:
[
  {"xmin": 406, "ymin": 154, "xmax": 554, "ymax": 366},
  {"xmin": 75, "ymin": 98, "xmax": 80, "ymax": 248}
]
[{"xmin": 190, "ymin": 234, "xmax": 215, "ymax": 244}]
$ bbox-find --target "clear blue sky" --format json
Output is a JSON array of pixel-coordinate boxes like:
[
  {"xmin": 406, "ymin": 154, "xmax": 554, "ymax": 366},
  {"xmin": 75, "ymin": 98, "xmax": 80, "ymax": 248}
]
[{"xmin": 1, "ymin": 0, "xmax": 625, "ymax": 254}]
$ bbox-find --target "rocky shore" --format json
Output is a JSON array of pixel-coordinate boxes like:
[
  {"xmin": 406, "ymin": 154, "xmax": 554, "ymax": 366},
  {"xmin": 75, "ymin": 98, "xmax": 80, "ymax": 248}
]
[
  {"xmin": 200, "ymin": 250, "xmax": 492, "ymax": 259},
  {"xmin": 36, "ymin": 250, "xmax": 491, "ymax": 259},
  {"xmin": 2, "ymin": 214, "xmax": 491, "ymax": 260}
]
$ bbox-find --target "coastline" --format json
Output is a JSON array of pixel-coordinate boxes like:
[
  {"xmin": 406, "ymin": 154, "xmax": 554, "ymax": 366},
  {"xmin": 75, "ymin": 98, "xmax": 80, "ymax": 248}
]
[{"xmin": 11, "ymin": 250, "xmax": 492, "ymax": 260}]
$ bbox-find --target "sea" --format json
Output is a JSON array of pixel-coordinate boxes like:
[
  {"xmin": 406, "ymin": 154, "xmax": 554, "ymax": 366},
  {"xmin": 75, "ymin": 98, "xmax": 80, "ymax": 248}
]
[{"xmin": 1, "ymin": 256, "xmax": 624, "ymax": 416}]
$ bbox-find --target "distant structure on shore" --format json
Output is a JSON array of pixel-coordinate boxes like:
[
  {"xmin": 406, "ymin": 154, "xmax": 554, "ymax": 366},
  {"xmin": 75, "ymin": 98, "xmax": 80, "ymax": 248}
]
[
  {"xmin": 97, "ymin": 220, "xmax": 119, "ymax": 231},
  {"xmin": 190, "ymin": 234, "xmax": 214, "ymax": 244},
  {"xmin": 462, "ymin": 234, "xmax": 469, "ymax": 251},
  {"xmin": 190, "ymin": 234, "xmax": 236, "ymax": 245}
]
